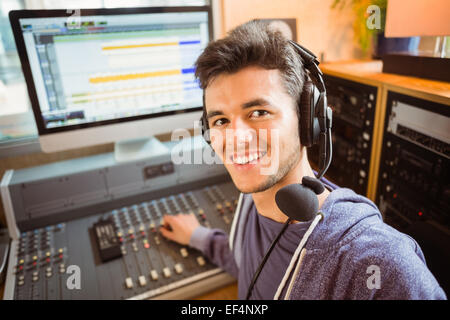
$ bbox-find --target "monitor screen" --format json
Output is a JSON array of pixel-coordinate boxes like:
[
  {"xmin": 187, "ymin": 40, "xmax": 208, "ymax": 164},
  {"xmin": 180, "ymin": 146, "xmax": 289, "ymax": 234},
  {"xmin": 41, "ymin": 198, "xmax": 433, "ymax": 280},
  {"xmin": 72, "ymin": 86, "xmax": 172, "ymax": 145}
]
[{"xmin": 11, "ymin": 7, "xmax": 210, "ymax": 134}]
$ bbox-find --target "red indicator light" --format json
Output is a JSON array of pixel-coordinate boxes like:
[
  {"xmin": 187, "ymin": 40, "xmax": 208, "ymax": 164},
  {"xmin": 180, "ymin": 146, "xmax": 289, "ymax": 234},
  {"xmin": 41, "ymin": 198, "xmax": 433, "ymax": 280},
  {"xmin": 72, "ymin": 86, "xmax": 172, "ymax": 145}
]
[{"xmin": 418, "ymin": 211, "xmax": 423, "ymax": 216}]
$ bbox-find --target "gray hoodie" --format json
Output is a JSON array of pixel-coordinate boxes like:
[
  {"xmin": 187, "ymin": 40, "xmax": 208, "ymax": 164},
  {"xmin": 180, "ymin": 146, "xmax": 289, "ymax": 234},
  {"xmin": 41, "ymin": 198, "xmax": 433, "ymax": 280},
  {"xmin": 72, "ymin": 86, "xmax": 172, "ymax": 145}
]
[{"xmin": 189, "ymin": 182, "xmax": 446, "ymax": 300}]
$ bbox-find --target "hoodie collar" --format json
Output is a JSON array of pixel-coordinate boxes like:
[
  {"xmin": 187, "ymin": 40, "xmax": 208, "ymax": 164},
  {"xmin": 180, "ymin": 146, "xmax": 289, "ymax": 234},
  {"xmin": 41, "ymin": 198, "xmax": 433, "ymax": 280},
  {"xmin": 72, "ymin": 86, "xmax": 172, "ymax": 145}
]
[{"xmin": 302, "ymin": 187, "xmax": 382, "ymax": 251}]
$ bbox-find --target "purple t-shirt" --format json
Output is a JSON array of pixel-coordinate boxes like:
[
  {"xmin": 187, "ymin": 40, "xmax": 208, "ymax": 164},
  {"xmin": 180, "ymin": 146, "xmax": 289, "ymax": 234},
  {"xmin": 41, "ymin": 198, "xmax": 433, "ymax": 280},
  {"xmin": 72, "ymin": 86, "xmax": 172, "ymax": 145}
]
[{"xmin": 240, "ymin": 202, "xmax": 311, "ymax": 299}]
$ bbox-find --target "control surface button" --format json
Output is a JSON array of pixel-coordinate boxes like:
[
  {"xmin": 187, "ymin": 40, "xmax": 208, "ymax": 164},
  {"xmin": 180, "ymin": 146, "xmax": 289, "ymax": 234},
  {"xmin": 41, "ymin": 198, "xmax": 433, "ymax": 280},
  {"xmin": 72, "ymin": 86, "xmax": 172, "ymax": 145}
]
[{"xmin": 180, "ymin": 248, "xmax": 188, "ymax": 258}]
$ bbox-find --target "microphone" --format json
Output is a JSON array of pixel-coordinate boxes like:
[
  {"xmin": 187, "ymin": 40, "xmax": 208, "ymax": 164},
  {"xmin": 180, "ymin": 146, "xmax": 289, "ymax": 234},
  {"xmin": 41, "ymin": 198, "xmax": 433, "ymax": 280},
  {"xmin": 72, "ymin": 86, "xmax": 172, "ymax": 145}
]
[{"xmin": 275, "ymin": 176, "xmax": 324, "ymax": 222}]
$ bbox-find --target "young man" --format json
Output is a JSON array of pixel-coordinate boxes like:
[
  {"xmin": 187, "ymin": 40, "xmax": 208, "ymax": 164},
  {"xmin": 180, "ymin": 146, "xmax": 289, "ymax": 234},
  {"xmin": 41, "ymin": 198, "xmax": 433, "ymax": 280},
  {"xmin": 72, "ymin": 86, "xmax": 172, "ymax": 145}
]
[{"xmin": 160, "ymin": 20, "xmax": 446, "ymax": 300}]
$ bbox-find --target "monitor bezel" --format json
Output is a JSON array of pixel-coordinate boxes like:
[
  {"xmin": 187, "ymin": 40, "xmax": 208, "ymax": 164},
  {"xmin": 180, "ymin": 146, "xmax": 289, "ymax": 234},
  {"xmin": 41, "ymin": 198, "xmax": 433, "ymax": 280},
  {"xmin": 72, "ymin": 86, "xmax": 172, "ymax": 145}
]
[{"xmin": 9, "ymin": 6, "xmax": 212, "ymax": 135}]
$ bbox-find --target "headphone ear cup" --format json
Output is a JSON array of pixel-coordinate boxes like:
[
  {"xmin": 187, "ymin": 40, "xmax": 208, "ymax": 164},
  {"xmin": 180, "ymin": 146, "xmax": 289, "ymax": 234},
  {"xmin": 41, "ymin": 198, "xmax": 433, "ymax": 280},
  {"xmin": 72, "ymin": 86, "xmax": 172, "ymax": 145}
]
[
  {"xmin": 299, "ymin": 80, "xmax": 315, "ymax": 147},
  {"xmin": 201, "ymin": 112, "xmax": 211, "ymax": 144}
]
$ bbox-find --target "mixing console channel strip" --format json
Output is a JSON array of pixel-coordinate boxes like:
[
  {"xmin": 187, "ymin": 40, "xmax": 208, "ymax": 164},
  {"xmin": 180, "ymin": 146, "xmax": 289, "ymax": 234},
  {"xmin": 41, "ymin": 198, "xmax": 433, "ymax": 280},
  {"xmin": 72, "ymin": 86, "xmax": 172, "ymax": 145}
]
[{"xmin": 1, "ymin": 144, "xmax": 240, "ymax": 299}]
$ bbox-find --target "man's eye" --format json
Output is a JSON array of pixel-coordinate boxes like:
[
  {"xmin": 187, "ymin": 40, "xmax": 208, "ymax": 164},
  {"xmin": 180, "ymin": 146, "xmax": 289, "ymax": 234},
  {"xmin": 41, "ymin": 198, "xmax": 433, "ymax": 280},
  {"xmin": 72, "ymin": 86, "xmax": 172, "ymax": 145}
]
[
  {"xmin": 212, "ymin": 118, "xmax": 228, "ymax": 127},
  {"xmin": 250, "ymin": 110, "xmax": 269, "ymax": 118}
]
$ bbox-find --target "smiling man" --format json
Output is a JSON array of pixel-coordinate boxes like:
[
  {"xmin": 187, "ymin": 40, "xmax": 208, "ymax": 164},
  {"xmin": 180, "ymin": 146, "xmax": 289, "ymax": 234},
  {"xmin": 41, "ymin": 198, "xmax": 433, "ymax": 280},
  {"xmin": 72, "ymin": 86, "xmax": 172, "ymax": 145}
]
[
  {"xmin": 203, "ymin": 65, "xmax": 330, "ymax": 222},
  {"xmin": 160, "ymin": 20, "xmax": 446, "ymax": 300}
]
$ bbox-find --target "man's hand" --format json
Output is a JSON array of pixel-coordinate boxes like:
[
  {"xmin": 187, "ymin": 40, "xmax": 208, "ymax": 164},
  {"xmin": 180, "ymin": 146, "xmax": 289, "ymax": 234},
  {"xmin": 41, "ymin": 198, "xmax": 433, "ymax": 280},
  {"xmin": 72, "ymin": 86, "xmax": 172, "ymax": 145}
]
[{"xmin": 159, "ymin": 213, "xmax": 200, "ymax": 245}]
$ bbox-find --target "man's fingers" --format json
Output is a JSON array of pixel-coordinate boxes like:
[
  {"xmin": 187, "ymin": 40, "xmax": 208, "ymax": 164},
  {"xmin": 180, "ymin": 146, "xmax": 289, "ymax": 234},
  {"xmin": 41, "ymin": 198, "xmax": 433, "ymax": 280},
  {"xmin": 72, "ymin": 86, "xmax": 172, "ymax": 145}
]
[
  {"xmin": 160, "ymin": 225, "xmax": 175, "ymax": 241},
  {"xmin": 162, "ymin": 214, "xmax": 176, "ymax": 230}
]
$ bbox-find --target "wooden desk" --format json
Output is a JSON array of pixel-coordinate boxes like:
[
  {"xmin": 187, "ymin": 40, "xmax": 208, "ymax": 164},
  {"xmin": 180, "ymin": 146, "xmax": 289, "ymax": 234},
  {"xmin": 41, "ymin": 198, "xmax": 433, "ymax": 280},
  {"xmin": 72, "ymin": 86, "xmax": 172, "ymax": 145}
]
[{"xmin": 195, "ymin": 282, "xmax": 238, "ymax": 300}]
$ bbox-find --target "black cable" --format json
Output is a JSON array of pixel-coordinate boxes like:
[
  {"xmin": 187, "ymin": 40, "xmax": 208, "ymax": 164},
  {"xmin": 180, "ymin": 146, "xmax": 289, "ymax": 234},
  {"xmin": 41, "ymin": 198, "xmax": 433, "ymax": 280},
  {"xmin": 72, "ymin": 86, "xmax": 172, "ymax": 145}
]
[{"xmin": 245, "ymin": 217, "xmax": 292, "ymax": 300}]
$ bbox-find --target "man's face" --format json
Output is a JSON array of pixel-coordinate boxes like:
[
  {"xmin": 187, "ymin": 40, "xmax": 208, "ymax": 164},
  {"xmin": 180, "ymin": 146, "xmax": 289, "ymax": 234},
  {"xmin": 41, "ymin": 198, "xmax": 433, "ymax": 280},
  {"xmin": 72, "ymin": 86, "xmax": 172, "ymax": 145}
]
[{"xmin": 204, "ymin": 65, "xmax": 302, "ymax": 194}]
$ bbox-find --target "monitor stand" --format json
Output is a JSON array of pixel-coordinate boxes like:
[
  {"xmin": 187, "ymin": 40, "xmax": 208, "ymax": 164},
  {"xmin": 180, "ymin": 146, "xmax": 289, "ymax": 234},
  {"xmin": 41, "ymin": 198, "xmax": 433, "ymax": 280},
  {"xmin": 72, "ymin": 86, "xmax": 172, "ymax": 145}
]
[{"xmin": 114, "ymin": 136, "xmax": 169, "ymax": 163}]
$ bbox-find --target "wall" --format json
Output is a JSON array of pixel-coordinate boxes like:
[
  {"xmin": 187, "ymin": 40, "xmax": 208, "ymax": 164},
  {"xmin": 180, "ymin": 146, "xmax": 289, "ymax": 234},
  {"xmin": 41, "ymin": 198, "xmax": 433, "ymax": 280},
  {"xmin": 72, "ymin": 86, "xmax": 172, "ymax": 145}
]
[{"xmin": 219, "ymin": 0, "xmax": 364, "ymax": 62}]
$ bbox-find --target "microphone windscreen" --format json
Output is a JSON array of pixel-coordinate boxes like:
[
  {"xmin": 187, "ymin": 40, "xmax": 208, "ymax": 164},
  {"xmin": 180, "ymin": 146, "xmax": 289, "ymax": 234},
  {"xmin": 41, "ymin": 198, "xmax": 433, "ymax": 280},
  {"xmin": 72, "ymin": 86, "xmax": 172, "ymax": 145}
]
[
  {"xmin": 302, "ymin": 176, "xmax": 325, "ymax": 195},
  {"xmin": 275, "ymin": 184, "xmax": 318, "ymax": 222}
]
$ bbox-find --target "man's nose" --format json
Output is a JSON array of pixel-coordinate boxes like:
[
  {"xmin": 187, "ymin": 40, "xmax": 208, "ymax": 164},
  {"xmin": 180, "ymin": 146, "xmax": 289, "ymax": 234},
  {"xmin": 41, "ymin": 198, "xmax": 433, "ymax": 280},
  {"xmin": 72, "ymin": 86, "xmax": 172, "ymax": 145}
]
[{"xmin": 229, "ymin": 118, "xmax": 255, "ymax": 146}]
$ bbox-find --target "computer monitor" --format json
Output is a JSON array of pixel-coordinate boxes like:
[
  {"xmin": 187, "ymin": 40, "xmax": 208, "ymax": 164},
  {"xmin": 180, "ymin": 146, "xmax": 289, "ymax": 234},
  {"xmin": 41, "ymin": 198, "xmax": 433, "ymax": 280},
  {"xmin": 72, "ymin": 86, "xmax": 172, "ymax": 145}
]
[{"xmin": 9, "ymin": 6, "xmax": 212, "ymax": 161}]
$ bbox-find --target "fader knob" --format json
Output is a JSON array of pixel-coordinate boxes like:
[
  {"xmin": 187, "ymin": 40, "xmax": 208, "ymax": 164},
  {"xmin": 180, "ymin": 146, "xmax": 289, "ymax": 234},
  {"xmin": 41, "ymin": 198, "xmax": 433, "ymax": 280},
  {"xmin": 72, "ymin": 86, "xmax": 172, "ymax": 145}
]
[
  {"xmin": 150, "ymin": 270, "xmax": 158, "ymax": 281},
  {"xmin": 163, "ymin": 267, "xmax": 171, "ymax": 278},
  {"xmin": 138, "ymin": 275, "xmax": 147, "ymax": 287},
  {"xmin": 125, "ymin": 277, "xmax": 133, "ymax": 289},
  {"xmin": 180, "ymin": 248, "xmax": 188, "ymax": 258},
  {"xmin": 174, "ymin": 263, "xmax": 183, "ymax": 274},
  {"xmin": 197, "ymin": 256, "xmax": 206, "ymax": 267}
]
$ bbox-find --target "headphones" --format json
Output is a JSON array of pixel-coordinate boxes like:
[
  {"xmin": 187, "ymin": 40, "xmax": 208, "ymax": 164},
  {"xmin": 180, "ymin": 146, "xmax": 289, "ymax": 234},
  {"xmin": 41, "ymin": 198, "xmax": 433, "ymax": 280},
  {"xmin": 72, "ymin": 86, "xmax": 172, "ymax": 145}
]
[{"xmin": 200, "ymin": 40, "xmax": 333, "ymax": 179}]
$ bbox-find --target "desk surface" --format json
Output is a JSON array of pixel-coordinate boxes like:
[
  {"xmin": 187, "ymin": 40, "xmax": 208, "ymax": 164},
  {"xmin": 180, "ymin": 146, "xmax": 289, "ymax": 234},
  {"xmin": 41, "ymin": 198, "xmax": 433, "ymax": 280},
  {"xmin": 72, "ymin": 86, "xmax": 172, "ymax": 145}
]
[
  {"xmin": 0, "ymin": 282, "xmax": 238, "ymax": 300},
  {"xmin": 321, "ymin": 59, "xmax": 450, "ymax": 104}
]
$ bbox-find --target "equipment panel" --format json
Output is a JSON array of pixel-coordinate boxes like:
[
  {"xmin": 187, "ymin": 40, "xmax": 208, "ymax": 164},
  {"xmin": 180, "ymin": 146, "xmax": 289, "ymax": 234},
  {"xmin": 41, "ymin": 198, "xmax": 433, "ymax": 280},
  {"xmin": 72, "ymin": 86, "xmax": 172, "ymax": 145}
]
[
  {"xmin": 309, "ymin": 74, "xmax": 378, "ymax": 195},
  {"xmin": 376, "ymin": 91, "xmax": 450, "ymax": 295}
]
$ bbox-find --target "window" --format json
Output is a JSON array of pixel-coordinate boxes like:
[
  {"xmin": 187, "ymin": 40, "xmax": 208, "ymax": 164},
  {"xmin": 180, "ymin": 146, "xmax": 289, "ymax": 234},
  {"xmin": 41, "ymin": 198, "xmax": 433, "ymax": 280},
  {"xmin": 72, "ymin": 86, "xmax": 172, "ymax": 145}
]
[
  {"xmin": 0, "ymin": 0, "xmax": 209, "ymax": 157},
  {"xmin": 0, "ymin": 0, "xmax": 37, "ymax": 145}
]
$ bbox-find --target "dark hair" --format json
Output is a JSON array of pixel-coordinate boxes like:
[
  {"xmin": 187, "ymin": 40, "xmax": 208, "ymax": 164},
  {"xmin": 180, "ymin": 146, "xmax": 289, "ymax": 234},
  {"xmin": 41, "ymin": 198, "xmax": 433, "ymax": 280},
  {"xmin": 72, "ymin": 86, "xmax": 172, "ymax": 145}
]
[{"xmin": 194, "ymin": 19, "xmax": 305, "ymax": 105}]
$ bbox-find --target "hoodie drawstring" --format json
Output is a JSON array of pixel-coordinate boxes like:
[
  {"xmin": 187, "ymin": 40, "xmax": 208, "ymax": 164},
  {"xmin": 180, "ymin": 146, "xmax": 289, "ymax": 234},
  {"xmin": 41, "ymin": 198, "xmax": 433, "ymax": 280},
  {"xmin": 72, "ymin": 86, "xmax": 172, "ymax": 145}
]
[{"xmin": 274, "ymin": 212, "xmax": 324, "ymax": 300}]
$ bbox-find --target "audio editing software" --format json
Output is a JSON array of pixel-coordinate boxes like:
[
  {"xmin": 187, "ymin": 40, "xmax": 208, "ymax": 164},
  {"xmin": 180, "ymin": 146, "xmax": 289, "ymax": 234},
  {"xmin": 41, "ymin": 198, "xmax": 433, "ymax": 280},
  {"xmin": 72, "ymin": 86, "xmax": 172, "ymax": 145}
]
[{"xmin": 19, "ymin": 12, "xmax": 208, "ymax": 129}]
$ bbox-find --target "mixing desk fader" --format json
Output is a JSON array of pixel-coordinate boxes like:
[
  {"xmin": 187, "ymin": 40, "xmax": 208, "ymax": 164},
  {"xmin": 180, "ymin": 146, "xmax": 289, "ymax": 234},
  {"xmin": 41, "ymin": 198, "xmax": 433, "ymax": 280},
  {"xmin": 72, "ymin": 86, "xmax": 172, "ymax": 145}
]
[{"xmin": 1, "ymin": 142, "xmax": 240, "ymax": 299}]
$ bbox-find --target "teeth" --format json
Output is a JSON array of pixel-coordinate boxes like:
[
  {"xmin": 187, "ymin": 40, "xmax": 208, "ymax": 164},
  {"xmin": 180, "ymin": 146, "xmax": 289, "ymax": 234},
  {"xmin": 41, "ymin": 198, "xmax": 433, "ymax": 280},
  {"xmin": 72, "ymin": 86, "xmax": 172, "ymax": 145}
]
[{"xmin": 233, "ymin": 152, "xmax": 265, "ymax": 164}]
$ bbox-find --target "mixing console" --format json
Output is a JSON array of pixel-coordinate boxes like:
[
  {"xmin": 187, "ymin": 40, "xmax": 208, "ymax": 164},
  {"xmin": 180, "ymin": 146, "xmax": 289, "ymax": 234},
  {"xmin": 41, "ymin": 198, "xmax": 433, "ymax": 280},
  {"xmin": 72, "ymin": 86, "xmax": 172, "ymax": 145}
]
[{"xmin": 8, "ymin": 179, "xmax": 238, "ymax": 299}]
